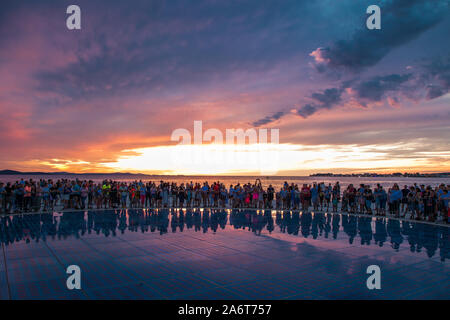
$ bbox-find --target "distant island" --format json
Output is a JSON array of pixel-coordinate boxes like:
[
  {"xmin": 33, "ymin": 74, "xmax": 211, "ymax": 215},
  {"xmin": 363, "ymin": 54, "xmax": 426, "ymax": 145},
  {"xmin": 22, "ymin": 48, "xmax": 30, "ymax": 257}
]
[
  {"xmin": 0, "ymin": 170, "xmax": 154, "ymax": 177},
  {"xmin": 310, "ymin": 172, "xmax": 450, "ymax": 178}
]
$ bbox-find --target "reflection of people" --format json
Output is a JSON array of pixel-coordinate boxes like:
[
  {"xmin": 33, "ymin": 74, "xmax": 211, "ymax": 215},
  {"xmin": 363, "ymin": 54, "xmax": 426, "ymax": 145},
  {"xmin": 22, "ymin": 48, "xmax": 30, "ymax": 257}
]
[
  {"xmin": 422, "ymin": 224, "xmax": 439, "ymax": 258},
  {"xmin": 210, "ymin": 210, "xmax": 219, "ymax": 233},
  {"xmin": 202, "ymin": 209, "xmax": 210, "ymax": 233},
  {"xmin": 439, "ymin": 227, "xmax": 449, "ymax": 262},
  {"xmin": 374, "ymin": 218, "xmax": 387, "ymax": 247},
  {"xmin": 342, "ymin": 214, "xmax": 357, "ymax": 244},
  {"xmin": 1, "ymin": 206, "xmax": 447, "ymax": 262},
  {"xmin": 387, "ymin": 219, "xmax": 403, "ymax": 251},
  {"xmin": 185, "ymin": 209, "xmax": 193, "ymax": 230},
  {"xmin": 265, "ymin": 210, "xmax": 274, "ymax": 234},
  {"xmin": 194, "ymin": 209, "xmax": 201, "ymax": 232},
  {"xmin": 358, "ymin": 217, "xmax": 372, "ymax": 245},
  {"xmin": 171, "ymin": 209, "xmax": 178, "ymax": 233},
  {"xmin": 300, "ymin": 212, "xmax": 312, "ymax": 238},
  {"xmin": 311, "ymin": 212, "xmax": 319, "ymax": 239},
  {"xmin": 332, "ymin": 214, "xmax": 340, "ymax": 239}
]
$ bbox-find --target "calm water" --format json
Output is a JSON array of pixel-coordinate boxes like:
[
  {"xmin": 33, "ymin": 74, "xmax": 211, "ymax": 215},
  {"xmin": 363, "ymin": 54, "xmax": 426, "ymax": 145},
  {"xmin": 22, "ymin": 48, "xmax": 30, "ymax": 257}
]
[
  {"xmin": 0, "ymin": 208, "xmax": 448, "ymax": 299},
  {"xmin": 1, "ymin": 174, "xmax": 449, "ymax": 190}
]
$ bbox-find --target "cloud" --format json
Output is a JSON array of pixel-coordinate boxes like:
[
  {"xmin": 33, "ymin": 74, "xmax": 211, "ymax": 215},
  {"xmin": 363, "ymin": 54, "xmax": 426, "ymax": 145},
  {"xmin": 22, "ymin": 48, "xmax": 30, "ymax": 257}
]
[
  {"xmin": 28, "ymin": 0, "xmax": 315, "ymax": 103},
  {"xmin": 422, "ymin": 54, "xmax": 450, "ymax": 99},
  {"xmin": 255, "ymin": 55, "xmax": 450, "ymax": 121},
  {"xmin": 252, "ymin": 87, "xmax": 346, "ymax": 124},
  {"xmin": 310, "ymin": 0, "xmax": 448, "ymax": 73},
  {"xmin": 296, "ymin": 87, "xmax": 344, "ymax": 118},
  {"xmin": 252, "ymin": 1, "xmax": 449, "ymax": 123},
  {"xmin": 252, "ymin": 111, "xmax": 285, "ymax": 127},
  {"xmin": 352, "ymin": 73, "xmax": 412, "ymax": 102}
]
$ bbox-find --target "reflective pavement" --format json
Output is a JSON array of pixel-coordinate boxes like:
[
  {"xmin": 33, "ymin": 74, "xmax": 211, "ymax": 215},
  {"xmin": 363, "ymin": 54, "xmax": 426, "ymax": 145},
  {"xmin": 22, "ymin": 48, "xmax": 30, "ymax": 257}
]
[{"xmin": 0, "ymin": 209, "xmax": 448, "ymax": 299}]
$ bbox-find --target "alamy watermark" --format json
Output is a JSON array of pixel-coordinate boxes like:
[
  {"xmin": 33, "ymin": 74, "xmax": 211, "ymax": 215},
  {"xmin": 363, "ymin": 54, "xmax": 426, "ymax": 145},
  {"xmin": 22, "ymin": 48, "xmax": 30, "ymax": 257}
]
[
  {"xmin": 65, "ymin": 4, "xmax": 380, "ymax": 31},
  {"xmin": 366, "ymin": 265, "xmax": 381, "ymax": 290},
  {"xmin": 66, "ymin": 5, "xmax": 81, "ymax": 30},
  {"xmin": 66, "ymin": 265, "xmax": 81, "ymax": 290},
  {"xmin": 170, "ymin": 121, "xmax": 280, "ymax": 175},
  {"xmin": 366, "ymin": 5, "xmax": 381, "ymax": 30}
]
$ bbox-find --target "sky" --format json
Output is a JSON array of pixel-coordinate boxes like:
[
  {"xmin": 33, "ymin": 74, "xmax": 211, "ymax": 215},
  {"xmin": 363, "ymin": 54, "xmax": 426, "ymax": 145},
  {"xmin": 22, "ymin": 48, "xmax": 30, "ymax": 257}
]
[{"xmin": 0, "ymin": 0, "xmax": 449, "ymax": 175}]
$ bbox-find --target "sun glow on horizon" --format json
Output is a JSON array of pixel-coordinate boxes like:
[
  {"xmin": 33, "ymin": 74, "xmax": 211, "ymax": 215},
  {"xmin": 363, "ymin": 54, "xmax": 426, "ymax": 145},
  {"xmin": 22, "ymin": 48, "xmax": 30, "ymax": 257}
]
[{"xmin": 93, "ymin": 142, "xmax": 450, "ymax": 175}]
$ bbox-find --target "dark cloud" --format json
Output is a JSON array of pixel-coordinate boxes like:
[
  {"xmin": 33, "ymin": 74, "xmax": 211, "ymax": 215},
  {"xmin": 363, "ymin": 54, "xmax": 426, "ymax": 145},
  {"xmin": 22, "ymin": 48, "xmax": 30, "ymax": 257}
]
[
  {"xmin": 296, "ymin": 87, "xmax": 344, "ymax": 118},
  {"xmin": 311, "ymin": 87, "xmax": 343, "ymax": 105},
  {"xmin": 294, "ymin": 73, "xmax": 414, "ymax": 118},
  {"xmin": 252, "ymin": 111, "xmax": 285, "ymax": 127},
  {"xmin": 353, "ymin": 73, "xmax": 412, "ymax": 102},
  {"xmin": 349, "ymin": 55, "xmax": 450, "ymax": 105},
  {"xmin": 296, "ymin": 55, "xmax": 450, "ymax": 118},
  {"xmin": 296, "ymin": 104, "xmax": 318, "ymax": 118},
  {"xmin": 251, "ymin": 1, "xmax": 449, "ymax": 124},
  {"xmin": 30, "ymin": 0, "xmax": 313, "ymax": 102},
  {"xmin": 311, "ymin": 0, "xmax": 448, "ymax": 72},
  {"xmin": 254, "ymin": 55, "xmax": 450, "ymax": 121},
  {"xmin": 252, "ymin": 87, "xmax": 345, "ymax": 124},
  {"xmin": 422, "ymin": 54, "xmax": 450, "ymax": 99},
  {"xmin": 426, "ymin": 85, "xmax": 445, "ymax": 99}
]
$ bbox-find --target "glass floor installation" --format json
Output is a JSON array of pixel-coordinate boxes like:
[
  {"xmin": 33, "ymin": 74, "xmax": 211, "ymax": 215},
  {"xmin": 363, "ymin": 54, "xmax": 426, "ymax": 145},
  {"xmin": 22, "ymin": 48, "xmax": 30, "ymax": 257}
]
[{"xmin": 0, "ymin": 209, "xmax": 448, "ymax": 300}]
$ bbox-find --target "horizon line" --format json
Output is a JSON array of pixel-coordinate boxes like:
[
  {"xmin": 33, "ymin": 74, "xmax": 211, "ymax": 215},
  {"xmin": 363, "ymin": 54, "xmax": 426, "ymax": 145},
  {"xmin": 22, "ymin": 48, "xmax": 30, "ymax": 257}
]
[{"xmin": 1, "ymin": 169, "xmax": 450, "ymax": 177}]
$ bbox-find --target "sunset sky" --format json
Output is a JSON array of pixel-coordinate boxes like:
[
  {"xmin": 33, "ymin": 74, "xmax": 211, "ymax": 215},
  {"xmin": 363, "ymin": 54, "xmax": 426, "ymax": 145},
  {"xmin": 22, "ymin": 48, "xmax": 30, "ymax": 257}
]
[{"xmin": 0, "ymin": 0, "xmax": 449, "ymax": 175}]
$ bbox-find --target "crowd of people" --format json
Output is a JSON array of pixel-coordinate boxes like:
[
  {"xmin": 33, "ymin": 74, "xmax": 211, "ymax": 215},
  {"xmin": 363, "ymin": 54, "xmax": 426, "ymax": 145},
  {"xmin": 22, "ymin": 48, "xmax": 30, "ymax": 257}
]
[{"xmin": 0, "ymin": 178, "xmax": 449, "ymax": 223}]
